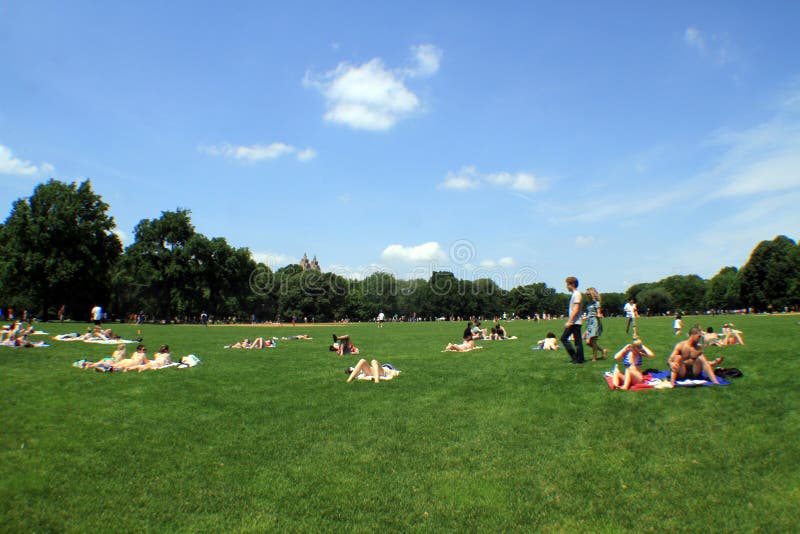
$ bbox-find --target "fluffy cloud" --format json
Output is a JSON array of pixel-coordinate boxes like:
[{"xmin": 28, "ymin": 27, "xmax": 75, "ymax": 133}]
[
  {"xmin": 0, "ymin": 144, "xmax": 55, "ymax": 176},
  {"xmin": 683, "ymin": 26, "xmax": 705, "ymax": 52},
  {"xmin": 440, "ymin": 166, "xmax": 546, "ymax": 193},
  {"xmin": 252, "ymin": 251, "xmax": 294, "ymax": 268},
  {"xmin": 304, "ymin": 44, "xmax": 441, "ymax": 131},
  {"xmin": 439, "ymin": 166, "xmax": 481, "ymax": 190},
  {"xmin": 478, "ymin": 257, "xmax": 516, "ymax": 268},
  {"xmin": 575, "ymin": 236, "xmax": 595, "ymax": 247},
  {"xmin": 381, "ymin": 242, "xmax": 446, "ymax": 263},
  {"xmin": 199, "ymin": 142, "xmax": 315, "ymax": 163}
]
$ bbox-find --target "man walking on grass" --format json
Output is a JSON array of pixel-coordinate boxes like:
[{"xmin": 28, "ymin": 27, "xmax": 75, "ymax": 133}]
[{"xmin": 561, "ymin": 276, "xmax": 585, "ymax": 364}]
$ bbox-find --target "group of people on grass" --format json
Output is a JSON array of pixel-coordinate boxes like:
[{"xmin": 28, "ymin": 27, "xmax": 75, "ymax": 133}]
[
  {"xmin": 75, "ymin": 343, "xmax": 175, "ymax": 372},
  {"xmin": 0, "ymin": 321, "xmax": 48, "ymax": 347}
]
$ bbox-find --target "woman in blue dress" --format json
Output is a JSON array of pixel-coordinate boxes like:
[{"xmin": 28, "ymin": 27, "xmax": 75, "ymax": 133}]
[{"xmin": 584, "ymin": 287, "xmax": 607, "ymax": 361}]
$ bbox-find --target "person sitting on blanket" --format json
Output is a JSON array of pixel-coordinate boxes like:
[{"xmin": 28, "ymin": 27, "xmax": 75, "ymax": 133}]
[
  {"xmin": 471, "ymin": 321, "xmax": 488, "ymax": 340},
  {"xmin": 329, "ymin": 334, "xmax": 358, "ymax": 355},
  {"xmin": 491, "ymin": 323, "xmax": 509, "ymax": 340},
  {"xmin": 135, "ymin": 344, "xmax": 173, "ymax": 371},
  {"xmin": 668, "ymin": 327, "xmax": 721, "ymax": 386},
  {"xmin": 610, "ymin": 338, "xmax": 655, "ymax": 390},
  {"xmin": 346, "ymin": 359, "xmax": 400, "ymax": 383},
  {"xmin": 534, "ymin": 332, "xmax": 559, "ymax": 350},
  {"xmin": 113, "ymin": 344, "xmax": 149, "ymax": 372},
  {"xmin": 702, "ymin": 326, "xmax": 723, "ymax": 346},
  {"xmin": 721, "ymin": 323, "xmax": 745, "ymax": 346}
]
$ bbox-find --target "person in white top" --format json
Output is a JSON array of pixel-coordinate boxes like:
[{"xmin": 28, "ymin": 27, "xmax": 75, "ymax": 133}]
[
  {"xmin": 623, "ymin": 298, "xmax": 638, "ymax": 334},
  {"xmin": 561, "ymin": 276, "xmax": 585, "ymax": 364},
  {"xmin": 91, "ymin": 305, "xmax": 103, "ymax": 326},
  {"xmin": 377, "ymin": 311, "xmax": 385, "ymax": 328}
]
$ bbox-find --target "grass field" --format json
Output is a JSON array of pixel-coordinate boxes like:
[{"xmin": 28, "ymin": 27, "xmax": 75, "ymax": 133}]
[{"xmin": 1, "ymin": 315, "xmax": 798, "ymax": 532}]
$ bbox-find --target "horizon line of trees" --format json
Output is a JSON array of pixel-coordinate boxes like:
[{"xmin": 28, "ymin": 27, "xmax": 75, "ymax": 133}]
[{"xmin": 1, "ymin": 179, "xmax": 798, "ymax": 322}]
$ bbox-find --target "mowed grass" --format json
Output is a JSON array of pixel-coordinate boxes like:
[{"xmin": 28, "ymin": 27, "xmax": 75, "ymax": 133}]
[{"xmin": 1, "ymin": 315, "xmax": 798, "ymax": 532}]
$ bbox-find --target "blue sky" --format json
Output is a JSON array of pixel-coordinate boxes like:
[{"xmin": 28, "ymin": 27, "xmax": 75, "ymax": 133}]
[{"xmin": 2, "ymin": 1, "xmax": 799, "ymax": 292}]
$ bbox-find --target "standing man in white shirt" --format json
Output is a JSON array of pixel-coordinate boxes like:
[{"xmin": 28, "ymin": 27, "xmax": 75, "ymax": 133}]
[
  {"xmin": 377, "ymin": 311, "xmax": 385, "ymax": 328},
  {"xmin": 91, "ymin": 304, "xmax": 103, "ymax": 326},
  {"xmin": 561, "ymin": 276, "xmax": 585, "ymax": 364},
  {"xmin": 624, "ymin": 298, "xmax": 638, "ymax": 335}
]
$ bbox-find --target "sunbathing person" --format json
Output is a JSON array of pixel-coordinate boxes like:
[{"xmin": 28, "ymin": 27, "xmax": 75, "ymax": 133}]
[
  {"xmin": 249, "ymin": 337, "xmax": 276, "ymax": 349},
  {"xmin": 702, "ymin": 326, "xmax": 723, "ymax": 346},
  {"xmin": 610, "ymin": 339, "xmax": 655, "ymax": 390},
  {"xmin": 345, "ymin": 359, "xmax": 400, "ymax": 383},
  {"xmin": 136, "ymin": 344, "xmax": 173, "ymax": 372},
  {"xmin": 533, "ymin": 332, "xmax": 559, "ymax": 350},
  {"xmin": 113, "ymin": 344, "xmax": 148, "ymax": 372},
  {"xmin": 281, "ymin": 334, "xmax": 312, "ymax": 340},
  {"xmin": 667, "ymin": 327, "xmax": 721, "ymax": 386},
  {"xmin": 721, "ymin": 323, "xmax": 745, "ymax": 345},
  {"xmin": 84, "ymin": 343, "xmax": 128, "ymax": 369},
  {"xmin": 490, "ymin": 323, "xmax": 509, "ymax": 340},
  {"xmin": 330, "ymin": 334, "xmax": 359, "ymax": 355},
  {"xmin": 471, "ymin": 321, "xmax": 488, "ymax": 339},
  {"xmin": 444, "ymin": 337, "xmax": 482, "ymax": 352}
]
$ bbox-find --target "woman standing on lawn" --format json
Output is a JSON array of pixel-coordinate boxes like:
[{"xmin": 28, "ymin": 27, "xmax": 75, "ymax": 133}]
[{"xmin": 584, "ymin": 287, "xmax": 607, "ymax": 361}]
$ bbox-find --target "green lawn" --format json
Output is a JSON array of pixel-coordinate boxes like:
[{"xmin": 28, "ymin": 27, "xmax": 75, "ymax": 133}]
[{"xmin": 1, "ymin": 315, "xmax": 798, "ymax": 532}]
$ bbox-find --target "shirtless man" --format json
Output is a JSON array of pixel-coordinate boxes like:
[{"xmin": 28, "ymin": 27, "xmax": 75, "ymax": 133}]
[{"xmin": 667, "ymin": 327, "xmax": 721, "ymax": 386}]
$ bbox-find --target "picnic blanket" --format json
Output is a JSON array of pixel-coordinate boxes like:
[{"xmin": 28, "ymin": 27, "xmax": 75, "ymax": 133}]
[{"xmin": 604, "ymin": 369, "xmax": 730, "ymax": 390}]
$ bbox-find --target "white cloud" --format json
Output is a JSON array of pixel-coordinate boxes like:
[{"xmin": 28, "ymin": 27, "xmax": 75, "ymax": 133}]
[
  {"xmin": 684, "ymin": 26, "xmax": 705, "ymax": 53},
  {"xmin": 0, "ymin": 144, "xmax": 55, "ymax": 176},
  {"xmin": 304, "ymin": 44, "xmax": 441, "ymax": 131},
  {"xmin": 440, "ymin": 166, "xmax": 546, "ymax": 193},
  {"xmin": 252, "ymin": 251, "xmax": 294, "ymax": 268},
  {"xmin": 296, "ymin": 148, "xmax": 317, "ymax": 162},
  {"xmin": 439, "ymin": 167, "xmax": 481, "ymax": 190},
  {"xmin": 683, "ymin": 26, "xmax": 734, "ymax": 65},
  {"xmin": 381, "ymin": 242, "xmax": 446, "ymax": 263},
  {"xmin": 199, "ymin": 142, "xmax": 315, "ymax": 163},
  {"xmin": 478, "ymin": 257, "xmax": 515, "ymax": 269},
  {"xmin": 406, "ymin": 44, "xmax": 442, "ymax": 78},
  {"xmin": 499, "ymin": 257, "xmax": 515, "ymax": 267},
  {"xmin": 575, "ymin": 236, "xmax": 595, "ymax": 247}
]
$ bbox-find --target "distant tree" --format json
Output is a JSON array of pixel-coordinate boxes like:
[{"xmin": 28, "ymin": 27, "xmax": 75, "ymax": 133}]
[
  {"xmin": 0, "ymin": 179, "xmax": 121, "ymax": 320},
  {"xmin": 739, "ymin": 235, "xmax": 799, "ymax": 311},
  {"xmin": 658, "ymin": 274, "xmax": 707, "ymax": 312},
  {"xmin": 599, "ymin": 292, "xmax": 626, "ymax": 317},
  {"xmin": 705, "ymin": 267, "xmax": 741, "ymax": 310},
  {"xmin": 637, "ymin": 287, "xmax": 673, "ymax": 315}
]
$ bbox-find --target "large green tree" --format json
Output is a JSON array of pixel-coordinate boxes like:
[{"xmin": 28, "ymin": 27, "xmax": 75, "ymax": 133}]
[
  {"xmin": 0, "ymin": 179, "xmax": 121, "ymax": 320},
  {"xmin": 739, "ymin": 235, "xmax": 799, "ymax": 311},
  {"xmin": 705, "ymin": 267, "xmax": 741, "ymax": 310}
]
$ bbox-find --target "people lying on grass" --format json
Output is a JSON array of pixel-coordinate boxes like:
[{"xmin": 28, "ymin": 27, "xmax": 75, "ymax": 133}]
[
  {"xmin": 345, "ymin": 359, "xmax": 400, "ymax": 383},
  {"xmin": 702, "ymin": 326, "xmax": 723, "ymax": 346},
  {"xmin": 7, "ymin": 333, "xmax": 48, "ymax": 347},
  {"xmin": 444, "ymin": 337, "xmax": 482, "ymax": 352},
  {"xmin": 226, "ymin": 337, "xmax": 276, "ymax": 349},
  {"xmin": 82, "ymin": 343, "xmax": 128, "ymax": 368},
  {"xmin": 610, "ymin": 339, "xmax": 655, "ymax": 390},
  {"xmin": 667, "ymin": 327, "xmax": 721, "ymax": 386},
  {"xmin": 93, "ymin": 326, "xmax": 121, "ymax": 340},
  {"xmin": 112, "ymin": 344, "xmax": 149, "ymax": 372},
  {"xmin": 583, "ymin": 287, "xmax": 607, "ymax": 361},
  {"xmin": 329, "ymin": 334, "xmax": 359, "ymax": 355},
  {"xmin": 281, "ymin": 334, "xmax": 312, "ymax": 340},
  {"xmin": 533, "ymin": 332, "xmax": 559, "ymax": 350},
  {"xmin": 721, "ymin": 323, "xmax": 745, "ymax": 345},
  {"xmin": 134, "ymin": 344, "xmax": 173, "ymax": 372}
]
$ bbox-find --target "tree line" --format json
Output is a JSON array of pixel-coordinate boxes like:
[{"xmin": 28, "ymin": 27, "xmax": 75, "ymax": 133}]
[{"xmin": 1, "ymin": 180, "xmax": 798, "ymax": 322}]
